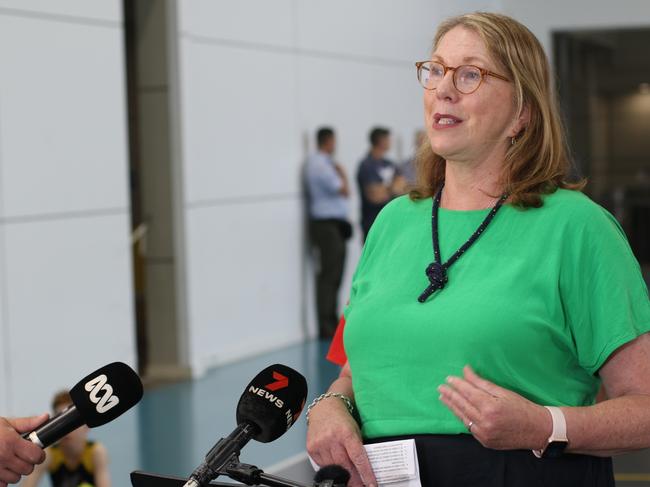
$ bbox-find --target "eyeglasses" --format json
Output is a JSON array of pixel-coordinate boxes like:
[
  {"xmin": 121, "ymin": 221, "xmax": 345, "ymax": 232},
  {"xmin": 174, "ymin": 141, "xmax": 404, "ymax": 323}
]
[{"xmin": 415, "ymin": 60, "xmax": 510, "ymax": 94}]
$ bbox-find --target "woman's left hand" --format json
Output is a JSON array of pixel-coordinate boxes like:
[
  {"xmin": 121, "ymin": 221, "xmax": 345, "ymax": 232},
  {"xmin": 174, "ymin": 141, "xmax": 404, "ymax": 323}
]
[{"xmin": 439, "ymin": 365, "xmax": 550, "ymax": 450}]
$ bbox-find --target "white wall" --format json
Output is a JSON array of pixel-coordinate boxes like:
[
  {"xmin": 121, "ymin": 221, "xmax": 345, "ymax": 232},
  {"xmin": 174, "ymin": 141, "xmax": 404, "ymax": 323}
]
[
  {"xmin": 0, "ymin": 2, "xmax": 136, "ymax": 414},
  {"xmin": 172, "ymin": 0, "xmax": 500, "ymax": 374}
]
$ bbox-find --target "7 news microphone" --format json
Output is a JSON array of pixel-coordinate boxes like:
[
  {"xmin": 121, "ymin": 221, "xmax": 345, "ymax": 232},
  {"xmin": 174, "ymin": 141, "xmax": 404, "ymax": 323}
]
[
  {"xmin": 22, "ymin": 361, "xmax": 144, "ymax": 448},
  {"xmin": 183, "ymin": 364, "xmax": 308, "ymax": 487}
]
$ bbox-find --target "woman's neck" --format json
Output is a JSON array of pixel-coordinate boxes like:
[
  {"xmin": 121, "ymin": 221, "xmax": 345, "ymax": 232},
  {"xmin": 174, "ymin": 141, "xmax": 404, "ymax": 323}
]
[{"xmin": 441, "ymin": 158, "xmax": 505, "ymax": 210}]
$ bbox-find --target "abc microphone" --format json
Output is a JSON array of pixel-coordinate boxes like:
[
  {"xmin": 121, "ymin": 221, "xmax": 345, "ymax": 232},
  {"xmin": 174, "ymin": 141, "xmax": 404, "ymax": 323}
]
[
  {"xmin": 184, "ymin": 364, "xmax": 308, "ymax": 487},
  {"xmin": 23, "ymin": 362, "xmax": 143, "ymax": 448}
]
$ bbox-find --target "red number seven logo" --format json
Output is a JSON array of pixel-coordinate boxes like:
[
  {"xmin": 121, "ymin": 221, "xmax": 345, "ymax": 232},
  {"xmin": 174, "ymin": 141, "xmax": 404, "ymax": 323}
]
[{"xmin": 265, "ymin": 371, "xmax": 289, "ymax": 391}]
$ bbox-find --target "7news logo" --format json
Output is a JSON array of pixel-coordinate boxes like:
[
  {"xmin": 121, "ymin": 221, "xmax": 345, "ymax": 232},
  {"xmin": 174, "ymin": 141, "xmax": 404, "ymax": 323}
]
[
  {"xmin": 248, "ymin": 370, "xmax": 302, "ymax": 430},
  {"xmin": 248, "ymin": 371, "xmax": 289, "ymax": 410},
  {"xmin": 265, "ymin": 371, "xmax": 289, "ymax": 391}
]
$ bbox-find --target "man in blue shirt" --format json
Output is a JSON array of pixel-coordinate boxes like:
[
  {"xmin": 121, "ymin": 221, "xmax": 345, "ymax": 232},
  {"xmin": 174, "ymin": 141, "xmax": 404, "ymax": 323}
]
[
  {"xmin": 357, "ymin": 127, "xmax": 406, "ymax": 240},
  {"xmin": 305, "ymin": 127, "xmax": 351, "ymax": 339}
]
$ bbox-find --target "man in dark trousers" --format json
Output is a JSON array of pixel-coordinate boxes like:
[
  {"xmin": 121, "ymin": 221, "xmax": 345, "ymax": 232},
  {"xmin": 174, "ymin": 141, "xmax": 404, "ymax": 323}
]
[
  {"xmin": 305, "ymin": 127, "xmax": 351, "ymax": 339},
  {"xmin": 357, "ymin": 127, "xmax": 406, "ymax": 240}
]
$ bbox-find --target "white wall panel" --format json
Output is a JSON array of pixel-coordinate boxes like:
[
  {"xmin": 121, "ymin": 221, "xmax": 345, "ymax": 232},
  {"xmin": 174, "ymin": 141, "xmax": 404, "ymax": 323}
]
[
  {"xmin": 294, "ymin": 0, "xmax": 375, "ymax": 59},
  {"xmin": 0, "ymin": 357, "xmax": 5, "ymax": 413},
  {"xmin": 3, "ymin": 214, "xmax": 135, "ymax": 413},
  {"xmin": 0, "ymin": 0, "xmax": 120, "ymax": 22},
  {"xmin": 0, "ymin": 223, "xmax": 6, "ymax": 413},
  {"xmin": 178, "ymin": 0, "xmax": 294, "ymax": 47},
  {"xmin": 294, "ymin": 0, "xmax": 433, "ymax": 61},
  {"xmin": 0, "ymin": 14, "xmax": 128, "ymax": 218},
  {"xmin": 180, "ymin": 40, "xmax": 302, "ymax": 202},
  {"xmin": 185, "ymin": 200, "xmax": 304, "ymax": 373},
  {"xmin": 294, "ymin": 0, "xmax": 497, "ymax": 62},
  {"xmin": 366, "ymin": 0, "xmax": 439, "ymax": 61}
]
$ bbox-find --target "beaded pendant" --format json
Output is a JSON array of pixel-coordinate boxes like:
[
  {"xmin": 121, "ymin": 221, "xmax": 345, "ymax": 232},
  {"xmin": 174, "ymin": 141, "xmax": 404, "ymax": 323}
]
[{"xmin": 418, "ymin": 185, "xmax": 508, "ymax": 303}]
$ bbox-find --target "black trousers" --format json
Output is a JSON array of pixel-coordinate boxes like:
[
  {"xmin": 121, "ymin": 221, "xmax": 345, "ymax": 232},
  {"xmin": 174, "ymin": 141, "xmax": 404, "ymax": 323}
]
[
  {"xmin": 366, "ymin": 434, "xmax": 614, "ymax": 487},
  {"xmin": 309, "ymin": 219, "xmax": 347, "ymax": 339}
]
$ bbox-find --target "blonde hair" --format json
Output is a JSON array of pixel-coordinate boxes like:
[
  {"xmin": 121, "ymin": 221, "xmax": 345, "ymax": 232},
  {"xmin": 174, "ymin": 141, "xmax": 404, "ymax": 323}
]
[{"xmin": 410, "ymin": 12, "xmax": 584, "ymax": 207}]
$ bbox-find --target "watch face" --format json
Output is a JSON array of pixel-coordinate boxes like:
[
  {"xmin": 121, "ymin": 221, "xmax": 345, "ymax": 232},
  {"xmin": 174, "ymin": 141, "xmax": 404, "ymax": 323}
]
[{"xmin": 544, "ymin": 441, "xmax": 569, "ymax": 458}]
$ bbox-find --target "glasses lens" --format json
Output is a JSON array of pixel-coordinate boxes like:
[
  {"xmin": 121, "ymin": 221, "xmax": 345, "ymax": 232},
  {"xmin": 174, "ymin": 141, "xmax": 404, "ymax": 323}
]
[
  {"xmin": 419, "ymin": 62, "xmax": 443, "ymax": 90},
  {"xmin": 454, "ymin": 65, "xmax": 482, "ymax": 94}
]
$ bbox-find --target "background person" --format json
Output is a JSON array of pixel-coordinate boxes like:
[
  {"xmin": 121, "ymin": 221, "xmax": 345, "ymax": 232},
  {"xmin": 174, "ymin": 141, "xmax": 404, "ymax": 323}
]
[
  {"xmin": 304, "ymin": 127, "xmax": 352, "ymax": 339},
  {"xmin": 399, "ymin": 129, "xmax": 427, "ymax": 187},
  {"xmin": 356, "ymin": 127, "xmax": 406, "ymax": 240},
  {"xmin": 306, "ymin": 12, "xmax": 650, "ymax": 487},
  {"xmin": 21, "ymin": 391, "xmax": 110, "ymax": 487}
]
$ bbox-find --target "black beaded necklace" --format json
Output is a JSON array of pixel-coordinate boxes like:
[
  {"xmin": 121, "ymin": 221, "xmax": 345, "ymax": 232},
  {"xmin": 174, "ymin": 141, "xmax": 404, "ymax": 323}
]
[{"xmin": 418, "ymin": 185, "xmax": 508, "ymax": 303}]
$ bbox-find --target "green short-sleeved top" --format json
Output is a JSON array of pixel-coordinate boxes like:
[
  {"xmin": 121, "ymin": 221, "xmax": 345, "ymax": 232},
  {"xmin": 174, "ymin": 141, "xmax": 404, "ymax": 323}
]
[{"xmin": 343, "ymin": 189, "xmax": 650, "ymax": 439}]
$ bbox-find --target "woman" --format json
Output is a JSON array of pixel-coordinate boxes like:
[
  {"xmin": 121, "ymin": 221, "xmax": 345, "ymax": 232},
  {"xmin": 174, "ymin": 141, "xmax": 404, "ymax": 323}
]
[{"xmin": 306, "ymin": 12, "xmax": 650, "ymax": 487}]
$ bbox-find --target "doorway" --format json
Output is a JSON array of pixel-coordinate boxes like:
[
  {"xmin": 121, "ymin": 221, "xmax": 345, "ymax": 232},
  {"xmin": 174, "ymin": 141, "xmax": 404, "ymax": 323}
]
[{"xmin": 554, "ymin": 27, "xmax": 650, "ymax": 281}]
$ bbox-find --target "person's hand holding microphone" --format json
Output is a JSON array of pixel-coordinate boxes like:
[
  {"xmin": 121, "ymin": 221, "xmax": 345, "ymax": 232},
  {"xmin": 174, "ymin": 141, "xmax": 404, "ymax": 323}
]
[{"xmin": 0, "ymin": 414, "xmax": 48, "ymax": 486}]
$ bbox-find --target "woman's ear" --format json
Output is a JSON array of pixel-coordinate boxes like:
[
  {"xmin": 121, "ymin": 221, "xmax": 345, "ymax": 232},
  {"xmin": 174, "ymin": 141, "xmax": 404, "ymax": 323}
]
[{"xmin": 510, "ymin": 102, "xmax": 531, "ymax": 137}]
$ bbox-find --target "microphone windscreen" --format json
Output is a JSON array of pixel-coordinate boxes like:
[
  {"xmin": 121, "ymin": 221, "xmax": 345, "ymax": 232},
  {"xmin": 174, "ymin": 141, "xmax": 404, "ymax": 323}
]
[
  {"xmin": 70, "ymin": 362, "xmax": 143, "ymax": 427},
  {"xmin": 314, "ymin": 465, "xmax": 351, "ymax": 486},
  {"xmin": 236, "ymin": 364, "xmax": 307, "ymax": 443}
]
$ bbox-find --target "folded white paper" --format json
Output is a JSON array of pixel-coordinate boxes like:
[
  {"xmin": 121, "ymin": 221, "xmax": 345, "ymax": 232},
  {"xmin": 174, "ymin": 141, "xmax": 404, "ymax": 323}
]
[{"xmin": 309, "ymin": 438, "xmax": 422, "ymax": 487}]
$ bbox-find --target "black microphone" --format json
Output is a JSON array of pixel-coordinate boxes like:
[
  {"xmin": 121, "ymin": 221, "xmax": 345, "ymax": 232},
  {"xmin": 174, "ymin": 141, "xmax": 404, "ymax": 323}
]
[
  {"xmin": 23, "ymin": 362, "xmax": 143, "ymax": 448},
  {"xmin": 314, "ymin": 465, "xmax": 350, "ymax": 487},
  {"xmin": 183, "ymin": 364, "xmax": 308, "ymax": 487}
]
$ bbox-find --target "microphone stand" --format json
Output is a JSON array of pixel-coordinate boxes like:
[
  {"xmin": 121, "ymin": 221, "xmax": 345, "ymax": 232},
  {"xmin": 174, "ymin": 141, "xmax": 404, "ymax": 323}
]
[
  {"xmin": 222, "ymin": 459, "xmax": 311, "ymax": 487},
  {"xmin": 132, "ymin": 457, "xmax": 340, "ymax": 487}
]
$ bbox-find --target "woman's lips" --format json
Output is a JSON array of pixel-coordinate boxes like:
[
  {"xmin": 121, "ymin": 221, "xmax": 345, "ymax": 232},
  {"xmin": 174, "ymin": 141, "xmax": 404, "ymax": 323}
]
[{"xmin": 433, "ymin": 113, "xmax": 463, "ymax": 129}]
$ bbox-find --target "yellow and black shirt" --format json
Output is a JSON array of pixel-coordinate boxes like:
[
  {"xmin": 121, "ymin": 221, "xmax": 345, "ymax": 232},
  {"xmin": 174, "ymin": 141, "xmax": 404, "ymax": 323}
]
[{"xmin": 48, "ymin": 440, "xmax": 96, "ymax": 487}]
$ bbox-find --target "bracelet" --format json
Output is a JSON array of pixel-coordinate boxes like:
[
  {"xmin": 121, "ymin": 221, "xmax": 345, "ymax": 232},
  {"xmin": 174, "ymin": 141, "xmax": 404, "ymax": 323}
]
[{"xmin": 305, "ymin": 392, "xmax": 355, "ymax": 424}]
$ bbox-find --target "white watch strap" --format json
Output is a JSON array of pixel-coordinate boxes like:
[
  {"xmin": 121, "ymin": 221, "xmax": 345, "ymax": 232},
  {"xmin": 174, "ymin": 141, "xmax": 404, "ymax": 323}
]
[
  {"xmin": 532, "ymin": 406, "xmax": 568, "ymax": 458},
  {"xmin": 546, "ymin": 406, "xmax": 568, "ymax": 442}
]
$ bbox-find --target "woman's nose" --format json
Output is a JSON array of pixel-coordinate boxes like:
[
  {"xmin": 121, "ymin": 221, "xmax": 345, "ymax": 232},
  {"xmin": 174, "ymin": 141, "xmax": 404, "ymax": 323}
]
[{"xmin": 435, "ymin": 70, "xmax": 458, "ymax": 102}]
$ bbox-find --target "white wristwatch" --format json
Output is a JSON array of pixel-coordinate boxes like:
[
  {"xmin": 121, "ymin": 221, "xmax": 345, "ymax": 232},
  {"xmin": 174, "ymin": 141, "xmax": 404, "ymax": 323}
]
[{"xmin": 532, "ymin": 406, "xmax": 569, "ymax": 458}]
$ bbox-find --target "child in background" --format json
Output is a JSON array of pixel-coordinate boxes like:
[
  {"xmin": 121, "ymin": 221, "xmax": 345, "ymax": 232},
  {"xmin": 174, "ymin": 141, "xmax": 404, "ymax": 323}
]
[{"xmin": 21, "ymin": 390, "xmax": 110, "ymax": 487}]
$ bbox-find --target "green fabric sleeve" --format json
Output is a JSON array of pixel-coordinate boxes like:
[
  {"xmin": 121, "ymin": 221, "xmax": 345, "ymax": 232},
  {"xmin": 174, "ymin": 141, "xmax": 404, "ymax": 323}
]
[{"xmin": 560, "ymin": 204, "xmax": 650, "ymax": 374}]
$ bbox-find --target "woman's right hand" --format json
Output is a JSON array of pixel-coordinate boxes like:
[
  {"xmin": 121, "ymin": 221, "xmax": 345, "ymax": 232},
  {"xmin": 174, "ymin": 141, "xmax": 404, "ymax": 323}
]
[{"xmin": 306, "ymin": 397, "xmax": 376, "ymax": 487}]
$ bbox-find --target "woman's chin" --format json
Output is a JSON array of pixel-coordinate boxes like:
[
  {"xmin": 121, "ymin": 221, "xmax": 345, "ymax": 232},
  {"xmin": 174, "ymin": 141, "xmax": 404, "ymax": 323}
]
[{"xmin": 430, "ymin": 145, "xmax": 460, "ymax": 160}]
